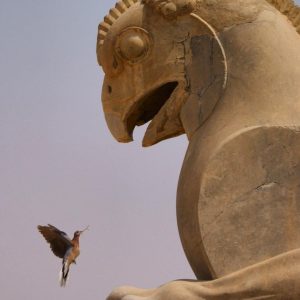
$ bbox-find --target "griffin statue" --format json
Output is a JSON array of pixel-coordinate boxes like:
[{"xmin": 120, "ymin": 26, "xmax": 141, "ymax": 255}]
[{"xmin": 97, "ymin": 0, "xmax": 300, "ymax": 298}]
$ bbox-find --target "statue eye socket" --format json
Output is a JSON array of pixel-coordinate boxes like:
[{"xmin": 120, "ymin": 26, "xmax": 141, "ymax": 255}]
[{"xmin": 115, "ymin": 27, "xmax": 151, "ymax": 63}]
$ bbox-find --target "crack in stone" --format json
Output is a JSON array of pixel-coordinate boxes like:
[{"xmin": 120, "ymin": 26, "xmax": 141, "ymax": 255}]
[
  {"xmin": 255, "ymin": 182, "xmax": 279, "ymax": 191},
  {"xmin": 202, "ymin": 181, "xmax": 280, "ymax": 241}
]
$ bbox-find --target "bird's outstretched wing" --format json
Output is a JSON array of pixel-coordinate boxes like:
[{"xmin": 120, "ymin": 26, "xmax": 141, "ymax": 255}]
[{"xmin": 37, "ymin": 224, "xmax": 73, "ymax": 258}]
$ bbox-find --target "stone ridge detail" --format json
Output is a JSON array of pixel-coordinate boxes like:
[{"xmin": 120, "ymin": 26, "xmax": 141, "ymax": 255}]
[
  {"xmin": 97, "ymin": 0, "xmax": 139, "ymax": 65},
  {"xmin": 267, "ymin": 0, "xmax": 300, "ymax": 33},
  {"xmin": 97, "ymin": 0, "xmax": 300, "ymax": 65}
]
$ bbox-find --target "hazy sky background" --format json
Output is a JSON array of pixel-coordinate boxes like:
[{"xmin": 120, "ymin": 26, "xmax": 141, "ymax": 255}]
[{"xmin": 1, "ymin": 1, "xmax": 300, "ymax": 299}]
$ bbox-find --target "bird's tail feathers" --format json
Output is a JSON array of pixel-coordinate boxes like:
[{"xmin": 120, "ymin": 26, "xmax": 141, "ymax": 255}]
[{"xmin": 59, "ymin": 259, "xmax": 70, "ymax": 287}]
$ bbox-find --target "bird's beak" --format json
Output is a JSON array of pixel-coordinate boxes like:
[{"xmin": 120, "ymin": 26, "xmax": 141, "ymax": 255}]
[{"xmin": 79, "ymin": 225, "xmax": 89, "ymax": 235}]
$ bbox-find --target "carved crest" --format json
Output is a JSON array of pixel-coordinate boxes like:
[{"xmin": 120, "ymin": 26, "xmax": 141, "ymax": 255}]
[
  {"xmin": 97, "ymin": 0, "xmax": 139, "ymax": 65},
  {"xmin": 97, "ymin": 0, "xmax": 300, "ymax": 65},
  {"xmin": 142, "ymin": 0, "xmax": 196, "ymax": 18},
  {"xmin": 266, "ymin": 0, "xmax": 300, "ymax": 34},
  {"xmin": 97, "ymin": 0, "xmax": 197, "ymax": 65}
]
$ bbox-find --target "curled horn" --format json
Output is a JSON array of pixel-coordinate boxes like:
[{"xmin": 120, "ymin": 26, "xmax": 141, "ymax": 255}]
[
  {"xmin": 97, "ymin": 0, "xmax": 139, "ymax": 65},
  {"xmin": 142, "ymin": 0, "xmax": 196, "ymax": 18}
]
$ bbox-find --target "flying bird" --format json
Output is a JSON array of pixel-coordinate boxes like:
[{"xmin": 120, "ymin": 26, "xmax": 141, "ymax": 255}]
[{"xmin": 37, "ymin": 224, "xmax": 89, "ymax": 287}]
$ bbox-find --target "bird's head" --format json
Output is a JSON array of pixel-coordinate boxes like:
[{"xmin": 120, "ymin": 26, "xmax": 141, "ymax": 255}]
[
  {"xmin": 73, "ymin": 225, "xmax": 89, "ymax": 239},
  {"xmin": 73, "ymin": 231, "xmax": 82, "ymax": 238}
]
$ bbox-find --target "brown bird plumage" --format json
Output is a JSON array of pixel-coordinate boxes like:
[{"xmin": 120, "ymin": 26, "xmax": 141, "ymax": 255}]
[{"xmin": 37, "ymin": 224, "xmax": 88, "ymax": 287}]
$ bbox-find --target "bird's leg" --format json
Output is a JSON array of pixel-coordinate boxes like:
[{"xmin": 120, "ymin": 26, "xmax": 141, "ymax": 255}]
[
  {"xmin": 107, "ymin": 249, "xmax": 300, "ymax": 299},
  {"xmin": 107, "ymin": 281, "xmax": 210, "ymax": 300},
  {"xmin": 198, "ymin": 248, "xmax": 300, "ymax": 299},
  {"xmin": 107, "ymin": 286, "xmax": 156, "ymax": 300}
]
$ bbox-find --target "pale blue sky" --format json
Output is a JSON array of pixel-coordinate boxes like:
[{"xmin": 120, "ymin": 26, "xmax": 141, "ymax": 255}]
[
  {"xmin": 0, "ymin": 1, "xmax": 189, "ymax": 299},
  {"xmin": 1, "ymin": 1, "xmax": 299, "ymax": 299}
]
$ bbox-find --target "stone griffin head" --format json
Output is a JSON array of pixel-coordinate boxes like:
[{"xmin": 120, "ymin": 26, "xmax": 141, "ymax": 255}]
[
  {"xmin": 97, "ymin": 0, "xmax": 226, "ymax": 146},
  {"xmin": 97, "ymin": 0, "xmax": 300, "ymax": 146}
]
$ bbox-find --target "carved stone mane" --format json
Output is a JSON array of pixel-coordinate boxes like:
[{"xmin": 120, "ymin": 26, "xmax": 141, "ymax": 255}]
[
  {"xmin": 267, "ymin": 0, "xmax": 300, "ymax": 33},
  {"xmin": 97, "ymin": 0, "xmax": 139, "ymax": 65},
  {"xmin": 97, "ymin": 0, "xmax": 300, "ymax": 65}
]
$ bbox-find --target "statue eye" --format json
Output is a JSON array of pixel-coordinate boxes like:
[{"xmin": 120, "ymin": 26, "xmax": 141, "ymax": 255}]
[{"xmin": 115, "ymin": 27, "xmax": 151, "ymax": 63}]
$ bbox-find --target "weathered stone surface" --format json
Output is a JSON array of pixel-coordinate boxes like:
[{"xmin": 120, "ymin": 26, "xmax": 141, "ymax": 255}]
[
  {"xmin": 199, "ymin": 126, "xmax": 300, "ymax": 276},
  {"xmin": 98, "ymin": 0, "xmax": 300, "ymax": 298}
]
